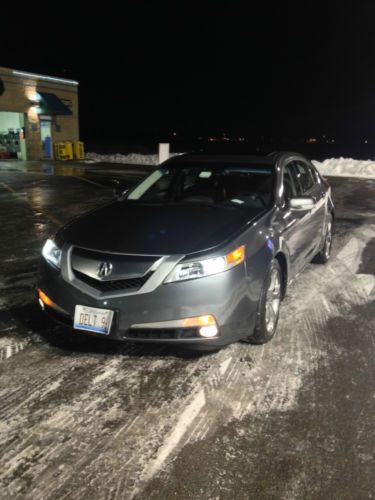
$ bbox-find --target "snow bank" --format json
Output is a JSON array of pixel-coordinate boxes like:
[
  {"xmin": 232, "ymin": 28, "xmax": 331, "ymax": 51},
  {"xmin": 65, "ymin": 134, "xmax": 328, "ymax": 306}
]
[
  {"xmin": 85, "ymin": 152, "xmax": 159, "ymax": 165},
  {"xmin": 312, "ymin": 157, "xmax": 375, "ymax": 179}
]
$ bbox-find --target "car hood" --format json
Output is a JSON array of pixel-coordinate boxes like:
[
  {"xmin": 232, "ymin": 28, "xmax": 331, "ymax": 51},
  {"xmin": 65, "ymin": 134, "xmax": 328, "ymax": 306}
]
[{"xmin": 60, "ymin": 201, "xmax": 265, "ymax": 255}]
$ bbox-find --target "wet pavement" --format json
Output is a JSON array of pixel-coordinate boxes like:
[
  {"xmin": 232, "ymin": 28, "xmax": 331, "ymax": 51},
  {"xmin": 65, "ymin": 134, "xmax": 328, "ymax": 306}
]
[{"xmin": 0, "ymin": 160, "xmax": 374, "ymax": 499}]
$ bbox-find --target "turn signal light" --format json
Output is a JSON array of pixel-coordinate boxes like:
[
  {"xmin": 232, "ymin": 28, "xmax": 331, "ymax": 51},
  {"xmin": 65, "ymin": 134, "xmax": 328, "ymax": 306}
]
[
  {"xmin": 225, "ymin": 245, "xmax": 245, "ymax": 265},
  {"xmin": 38, "ymin": 288, "xmax": 54, "ymax": 308},
  {"xmin": 37, "ymin": 288, "xmax": 66, "ymax": 314},
  {"xmin": 182, "ymin": 315, "xmax": 216, "ymax": 327}
]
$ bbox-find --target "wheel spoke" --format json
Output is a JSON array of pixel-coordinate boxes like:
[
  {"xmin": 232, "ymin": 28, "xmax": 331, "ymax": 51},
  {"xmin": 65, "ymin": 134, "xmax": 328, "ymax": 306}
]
[
  {"xmin": 263, "ymin": 266, "xmax": 282, "ymax": 334},
  {"xmin": 325, "ymin": 222, "xmax": 332, "ymax": 258},
  {"xmin": 268, "ymin": 305, "xmax": 276, "ymax": 326}
]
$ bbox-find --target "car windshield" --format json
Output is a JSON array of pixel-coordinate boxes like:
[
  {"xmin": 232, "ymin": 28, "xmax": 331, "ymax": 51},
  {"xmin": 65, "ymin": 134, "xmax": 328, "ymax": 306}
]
[{"xmin": 127, "ymin": 164, "xmax": 275, "ymax": 208}]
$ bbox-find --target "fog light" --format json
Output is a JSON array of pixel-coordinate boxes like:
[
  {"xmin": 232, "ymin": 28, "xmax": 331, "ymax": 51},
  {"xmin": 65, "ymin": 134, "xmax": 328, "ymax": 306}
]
[
  {"xmin": 131, "ymin": 314, "xmax": 219, "ymax": 337},
  {"xmin": 199, "ymin": 325, "xmax": 219, "ymax": 338}
]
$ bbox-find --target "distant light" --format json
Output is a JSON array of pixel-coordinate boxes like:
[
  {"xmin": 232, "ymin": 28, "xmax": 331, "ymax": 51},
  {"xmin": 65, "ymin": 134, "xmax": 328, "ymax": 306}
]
[
  {"xmin": 30, "ymin": 92, "xmax": 42, "ymax": 106},
  {"xmin": 13, "ymin": 70, "xmax": 78, "ymax": 85},
  {"xmin": 172, "ymin": 132, "xmax": 177, "ymax": 136},
  {"xmin": 364, "ymin": 139, "xmax": 368, "ymax": 144},
  {"xmin": 306, "ymin": 137, "xmax": 317, "ymax": 144},
  {"xmin": 31, "ymin": 106, "xmax": 41, "ymax": 114}
]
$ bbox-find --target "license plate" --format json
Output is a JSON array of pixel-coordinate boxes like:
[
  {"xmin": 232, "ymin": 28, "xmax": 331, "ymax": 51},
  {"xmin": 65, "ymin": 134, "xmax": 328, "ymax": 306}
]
[{"xmin": 74, "ymin": 305, "xmax": 114, "ymax": 335}]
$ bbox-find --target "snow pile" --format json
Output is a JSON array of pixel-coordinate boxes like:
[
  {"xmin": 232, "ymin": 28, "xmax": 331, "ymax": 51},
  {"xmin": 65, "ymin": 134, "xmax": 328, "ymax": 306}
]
[
  {"xmin": 85, "ymin": 152, "xmax": 159, "ymax": 165},
  {"xmin": 312, "ymin": 157, "xmax": 375, "ymax": 179}
]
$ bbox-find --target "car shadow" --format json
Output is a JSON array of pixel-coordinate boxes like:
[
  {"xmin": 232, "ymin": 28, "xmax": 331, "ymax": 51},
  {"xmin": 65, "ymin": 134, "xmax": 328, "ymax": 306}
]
[{"xmin": 8, "ymin": 301, "xmax": 212, "ymax": 359}]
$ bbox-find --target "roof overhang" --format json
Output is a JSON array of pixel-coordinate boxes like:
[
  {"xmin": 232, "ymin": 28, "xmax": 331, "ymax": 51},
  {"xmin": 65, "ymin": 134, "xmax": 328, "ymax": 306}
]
[{"xmin": 38, "ymin": 92, "xmax": 72, "ymax": 116}]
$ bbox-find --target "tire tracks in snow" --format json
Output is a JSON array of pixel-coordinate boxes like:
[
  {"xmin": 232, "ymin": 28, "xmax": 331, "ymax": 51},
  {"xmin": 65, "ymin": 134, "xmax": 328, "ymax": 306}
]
[
  {"xmin": 133, "ymin": 223, "xmax": 375, "ymax": 497},
  {"xmin": 0, "ymin": 224, "xmax": 374, "ymax": 499}
]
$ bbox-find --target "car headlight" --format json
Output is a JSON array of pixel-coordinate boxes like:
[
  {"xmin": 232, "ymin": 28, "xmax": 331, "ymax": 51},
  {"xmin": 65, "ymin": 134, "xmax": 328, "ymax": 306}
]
[
  {"xmin": 42, "ymin": 239, "xmax": 62, "ymax": 269},
  {"xmin": 165, "ymin": 245, "xmax": 245, "ymax": 283}
]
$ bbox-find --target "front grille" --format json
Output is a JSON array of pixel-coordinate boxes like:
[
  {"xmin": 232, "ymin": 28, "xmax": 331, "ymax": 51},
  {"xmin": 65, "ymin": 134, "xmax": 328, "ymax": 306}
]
[
  {"xmin": 73, "ymin": 270, "xmax": 153, "ymax": 292},
  {"xmin": 126, "ymin": 327, "xmax": 200, "ymax": 340}
]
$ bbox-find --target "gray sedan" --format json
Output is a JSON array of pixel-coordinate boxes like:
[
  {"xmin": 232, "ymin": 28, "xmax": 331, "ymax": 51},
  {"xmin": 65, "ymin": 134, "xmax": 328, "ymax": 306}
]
[{"xmin": 37, "ymin": 152, "xmax": 334, "ymax": 350}]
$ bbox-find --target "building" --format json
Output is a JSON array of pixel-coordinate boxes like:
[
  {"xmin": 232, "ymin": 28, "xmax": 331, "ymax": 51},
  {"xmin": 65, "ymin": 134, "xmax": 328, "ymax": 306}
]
[{"xmin": 0, "ymin": 67, "xmax": 79, "ymax": 160}]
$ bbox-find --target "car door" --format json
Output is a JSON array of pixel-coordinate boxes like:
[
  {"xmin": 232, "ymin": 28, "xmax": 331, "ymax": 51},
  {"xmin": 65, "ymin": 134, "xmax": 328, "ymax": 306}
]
[
  {"xmin": 307, "ymin": 162, "xmax": 327, "ymax": 248},
  {"xmin": 293, "ymin": 160, "xmax": 326, "ymax": 261},
  {"xmin": 274, "ymin": 161, "xmax": 311, "ymax": 276}
]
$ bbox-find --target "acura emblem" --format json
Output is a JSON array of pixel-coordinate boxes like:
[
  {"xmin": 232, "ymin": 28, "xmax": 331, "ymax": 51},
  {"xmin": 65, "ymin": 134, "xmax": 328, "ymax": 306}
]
[{"xmin": 97, "ymin": 262, "xmax": 113, "ymax": 278}]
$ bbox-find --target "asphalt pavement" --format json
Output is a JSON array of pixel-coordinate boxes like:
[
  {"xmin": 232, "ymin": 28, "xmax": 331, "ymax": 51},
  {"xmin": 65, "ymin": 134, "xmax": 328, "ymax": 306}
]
[{"xmin": 0, "ymin": 160, "xmax": 374, "ymax": 499}]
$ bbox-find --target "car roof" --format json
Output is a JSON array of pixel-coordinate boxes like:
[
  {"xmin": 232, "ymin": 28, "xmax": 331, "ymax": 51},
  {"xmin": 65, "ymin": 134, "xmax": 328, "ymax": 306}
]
[{"xmin": 164, "ymin": 153, "xmax": 277, "ymax": 167}]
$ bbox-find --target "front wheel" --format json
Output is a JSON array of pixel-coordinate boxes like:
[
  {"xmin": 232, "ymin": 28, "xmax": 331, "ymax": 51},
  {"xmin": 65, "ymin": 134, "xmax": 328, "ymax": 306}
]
[
  {"xmin": 245, "ymin": 259, "xmax": 282, "ymax": 345},
  {"xmin": 313, "ymin": 214, "xmax": 333, "ymax": 264}
]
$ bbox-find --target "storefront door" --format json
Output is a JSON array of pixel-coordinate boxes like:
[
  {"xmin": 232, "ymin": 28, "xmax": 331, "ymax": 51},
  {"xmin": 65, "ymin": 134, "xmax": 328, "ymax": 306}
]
[{"xmin": 40, "ymin": 118, "xmax": 52, "ymax": 158}]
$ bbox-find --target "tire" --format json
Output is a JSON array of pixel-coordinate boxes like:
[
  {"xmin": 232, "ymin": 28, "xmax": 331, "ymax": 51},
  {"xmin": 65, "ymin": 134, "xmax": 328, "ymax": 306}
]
[
  {"xmin": 313, "ymin": 214, "xmax": 333, "ymax": 264},
  {"xmin": 245, "ymin": 259, "xmax": 282, "ymax": 345}
]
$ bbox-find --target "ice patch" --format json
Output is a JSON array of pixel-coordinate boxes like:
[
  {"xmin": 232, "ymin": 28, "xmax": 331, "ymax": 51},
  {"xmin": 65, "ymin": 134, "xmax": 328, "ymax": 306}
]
[
  {"xmin": 91, "ymin": 358, "xmax": 123, "ymax": 385},
  {"xmin": 336, "ymin": 237, "xmax": 363, "ymax": 271},
  {"xmin": 219, "ymin": 357, "xmax": 232, "ymax": 375},
  {"xmin": 355, "ymin": 274, "xmax": 375, "ymax": 297},
  {"xmin": 0, "ymin": 339, "xmax": 31, "ymax": 362},
  {"xmin": 336, "ymin": 227, "xmax": 375, "ymax": 273},
  {"xmin": 140, "ymin": 388, "xmax": 206, "ymax": 484}
]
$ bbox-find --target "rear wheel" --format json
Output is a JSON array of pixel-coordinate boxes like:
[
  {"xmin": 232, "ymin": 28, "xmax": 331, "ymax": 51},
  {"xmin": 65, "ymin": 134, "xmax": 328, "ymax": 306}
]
[
  {"xmin": 245, "ymin": 259, "xmax": 282, "ymax": 345},
  {"xmin": 313, "ymin": 214, "xmax": 333, "ymax": 264}
]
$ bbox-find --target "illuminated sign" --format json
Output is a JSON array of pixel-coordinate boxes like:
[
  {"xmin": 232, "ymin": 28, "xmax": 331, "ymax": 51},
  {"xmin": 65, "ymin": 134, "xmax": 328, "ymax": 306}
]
[{"xmin": 13, "ymin": 71, "xmax": 78, "ymax": 86}]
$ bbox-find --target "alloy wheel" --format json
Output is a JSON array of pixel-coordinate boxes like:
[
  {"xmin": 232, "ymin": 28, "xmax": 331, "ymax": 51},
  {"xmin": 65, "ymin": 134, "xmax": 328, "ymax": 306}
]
[
  {"xmin": 265, "ymin": 269, "xmax": 281, "ymax": 334},
  {"xmin": 324, "ymin": 221, "xmax": 332, "ymax": 259}
]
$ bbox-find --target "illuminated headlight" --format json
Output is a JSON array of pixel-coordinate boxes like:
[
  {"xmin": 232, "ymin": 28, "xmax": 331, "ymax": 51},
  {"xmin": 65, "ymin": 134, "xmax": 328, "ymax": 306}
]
[
  {"xmin": 42, "ymin": 239, "xmax": 62, "ymax": 269},
  {"xmin": 165, "ymin": 245, "xmax": 245, "ymax": 283}
]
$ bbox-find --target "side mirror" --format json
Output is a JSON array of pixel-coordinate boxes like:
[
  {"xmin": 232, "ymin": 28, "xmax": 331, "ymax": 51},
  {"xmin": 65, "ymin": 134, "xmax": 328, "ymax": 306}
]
[
  {"xmin": 112, "ymin": 181, "xmax": 129, "ymax": 199},
  {"xmin": 289, "ymin": 197, "xmax": 315, "ymax": 211}
]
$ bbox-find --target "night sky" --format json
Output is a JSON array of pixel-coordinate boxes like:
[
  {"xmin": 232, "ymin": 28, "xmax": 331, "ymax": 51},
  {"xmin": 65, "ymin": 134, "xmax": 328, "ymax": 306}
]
[{"xmin": 3, "ymin": 1, "xmax": 375, "ymax": 154}]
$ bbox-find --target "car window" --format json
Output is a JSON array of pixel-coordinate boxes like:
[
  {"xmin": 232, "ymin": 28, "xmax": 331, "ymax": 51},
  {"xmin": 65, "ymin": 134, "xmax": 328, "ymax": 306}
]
[
  {"xmin": 309, "ymin": 164, "xmax": 320, "ymax": 183},
  {"xmin": 128, "ymin": 164, "xmax": 275, "ymax": 208},
  {"xmin": 293, "ymin": 161, "xmax": 315, "ymax": 193},
  {"xmin": 283, "ymin": 163, "xmax": 298, "ymax": 200}
]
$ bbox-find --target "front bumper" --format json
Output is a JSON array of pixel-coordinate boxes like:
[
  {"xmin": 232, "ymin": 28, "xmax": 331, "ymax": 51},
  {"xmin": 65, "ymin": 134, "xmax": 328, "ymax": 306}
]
[{"xmin": 38, "ymin": 256, "xmax": 261, "ymax": 347}]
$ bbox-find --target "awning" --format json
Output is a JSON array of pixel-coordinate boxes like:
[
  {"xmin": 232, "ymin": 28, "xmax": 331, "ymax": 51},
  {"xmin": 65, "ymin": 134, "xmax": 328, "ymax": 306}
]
[{"xmin": 38, "ymin": 92, "xmax": 72, "ymax": 116}]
